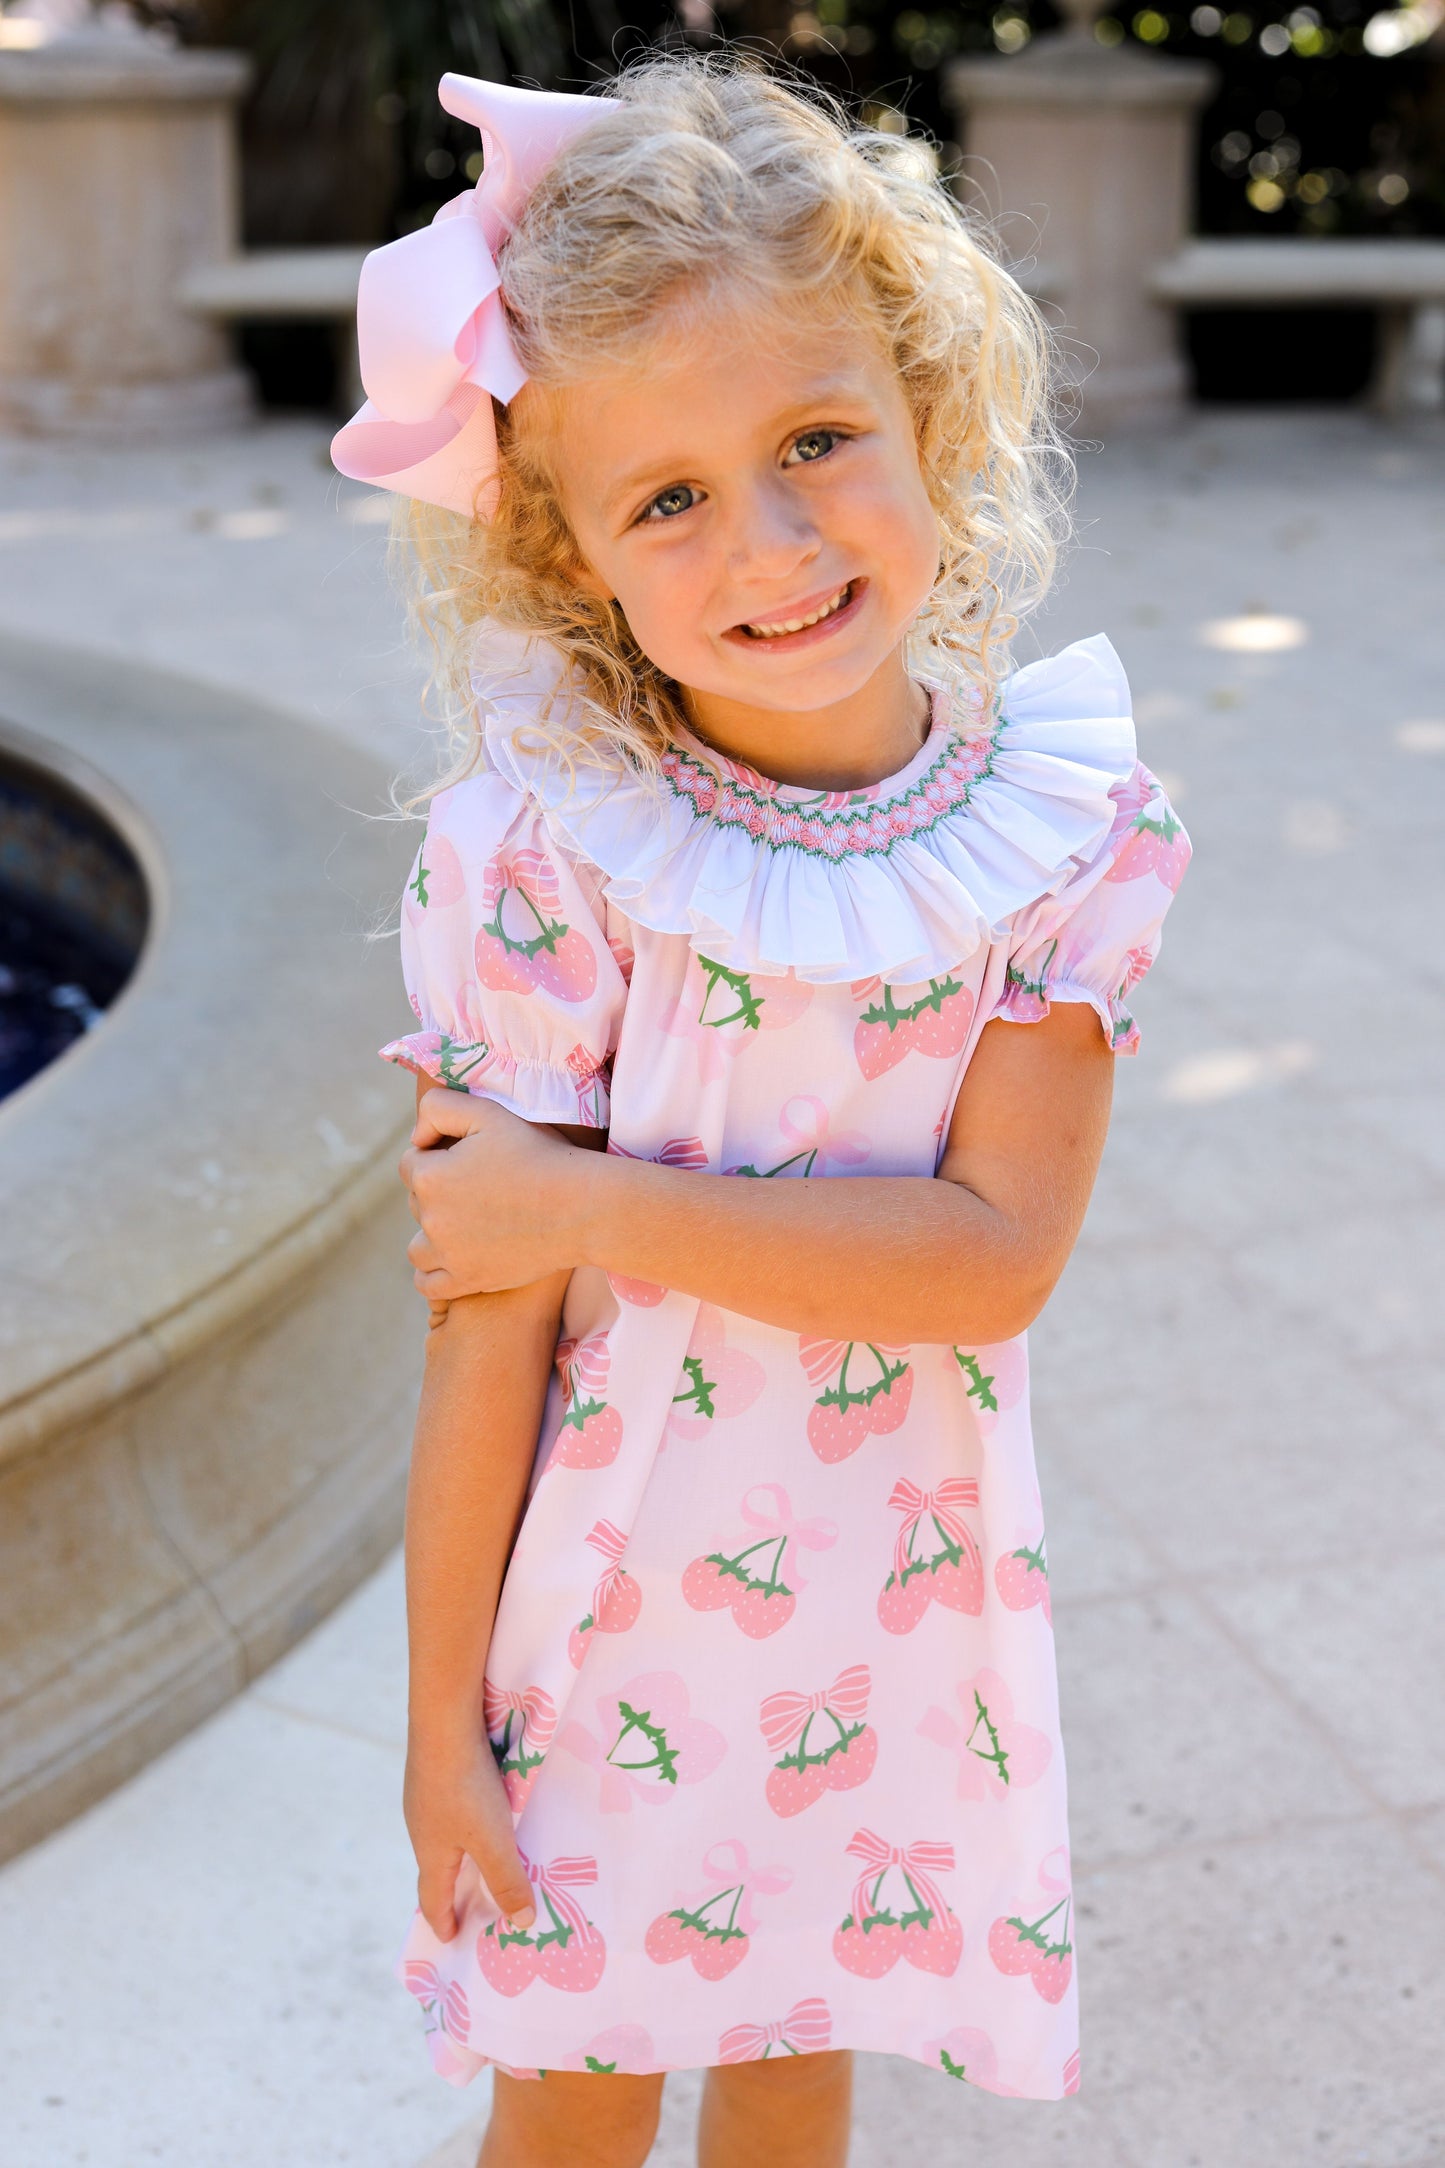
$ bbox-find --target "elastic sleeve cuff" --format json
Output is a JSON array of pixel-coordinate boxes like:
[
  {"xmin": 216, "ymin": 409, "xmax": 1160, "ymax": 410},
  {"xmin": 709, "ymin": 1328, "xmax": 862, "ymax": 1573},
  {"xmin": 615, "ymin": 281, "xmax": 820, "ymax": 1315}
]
[
  {"xmin": 991, "ymin": 975, "xmax": 1141, "ymax": 1056},
  {"xmin": 379, "ymin": 1031, "xmax": 611, "ymax": 1126}
]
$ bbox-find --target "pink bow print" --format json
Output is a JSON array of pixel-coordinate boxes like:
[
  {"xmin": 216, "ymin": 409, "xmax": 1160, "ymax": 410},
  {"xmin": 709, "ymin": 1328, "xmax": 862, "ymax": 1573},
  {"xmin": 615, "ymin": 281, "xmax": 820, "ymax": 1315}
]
[
  {"xmin": 887, "ymin": 1477, "xmax": 980, "ymax": 1585},
  {"xmin": 694, "ymin": 1839, "xmax": 794, "ymax": 1934},
  {"xmin": 331, "ymin": 76, "xmax": 619, "ymax": 516},
  {"xmin": 523, "ymin": 1851, "xmax": 598, "ymax": 1936},
  {"xmin": 845, "ymin": 1829, "xmax": 955, "ymax": 1927},
  {"xmin": 760, "ymin": 1664, "xmax": 871, "ymax": 1755},
  {"xmin": 739, "ymin": 1483, "xmax": 838, "ymax": 1592},
  {"xmin": 718, "ymin": 1997, "xmax": 833, "ymax": 2063},
  {"xmin": 402, "ymin": 1960, "xmax": 470, "ymax": 2041},
  {"xmin": 585, "ymin": 1518, "xmax": 629, "ymax": 1614},
  {"xmin": 482, "ymin": 1681, "xmax": 557, "ymax": 1757}
]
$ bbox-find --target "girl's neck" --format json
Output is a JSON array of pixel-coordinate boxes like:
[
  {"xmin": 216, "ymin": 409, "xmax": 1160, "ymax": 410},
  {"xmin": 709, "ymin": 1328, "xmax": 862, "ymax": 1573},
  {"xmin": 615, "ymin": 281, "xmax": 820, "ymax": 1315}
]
[{"xmin": 679, "ymin": 646, "xmax": 932, "ymax": 793}]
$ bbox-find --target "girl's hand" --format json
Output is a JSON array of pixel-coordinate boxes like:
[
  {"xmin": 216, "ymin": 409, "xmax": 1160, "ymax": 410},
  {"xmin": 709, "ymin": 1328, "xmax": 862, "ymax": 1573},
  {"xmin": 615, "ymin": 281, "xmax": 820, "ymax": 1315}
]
[
  {"xmin": 400, "ymin": 1090, "xmax": 600, "ymax": 1302},
  {"xmin": 403, "ymin": 1726, "xmax": 536, "ymax": 1942}
]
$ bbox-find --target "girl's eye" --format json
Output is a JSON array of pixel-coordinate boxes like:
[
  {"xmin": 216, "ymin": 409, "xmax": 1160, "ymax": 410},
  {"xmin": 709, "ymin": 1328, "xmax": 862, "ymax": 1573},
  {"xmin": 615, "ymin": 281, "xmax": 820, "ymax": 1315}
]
[
  {"xmin": 786, "ymin": 428, "xmax": 845, "ymax": 465},
  {"xmin": 632, "ymin": 427, "xmax": 849, "ymax": 524},
  {"xmin": 640, "ymin": 483, "xmax": 700, "ymax": 523}
]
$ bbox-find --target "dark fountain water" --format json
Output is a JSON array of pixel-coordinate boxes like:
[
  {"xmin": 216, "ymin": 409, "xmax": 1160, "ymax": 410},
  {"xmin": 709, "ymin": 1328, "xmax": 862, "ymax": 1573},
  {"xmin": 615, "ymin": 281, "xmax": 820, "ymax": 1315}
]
[{"xmin": 0, "ymin": 746, "xmax": 147, "ymax": 1101}]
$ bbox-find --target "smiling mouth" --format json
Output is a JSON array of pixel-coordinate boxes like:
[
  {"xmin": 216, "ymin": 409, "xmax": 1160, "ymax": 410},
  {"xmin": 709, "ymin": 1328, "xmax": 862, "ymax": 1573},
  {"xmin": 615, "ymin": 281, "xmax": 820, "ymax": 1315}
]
[{"xmin": 736, "ymin": 579, "xmax": 857, "ymax": 640}]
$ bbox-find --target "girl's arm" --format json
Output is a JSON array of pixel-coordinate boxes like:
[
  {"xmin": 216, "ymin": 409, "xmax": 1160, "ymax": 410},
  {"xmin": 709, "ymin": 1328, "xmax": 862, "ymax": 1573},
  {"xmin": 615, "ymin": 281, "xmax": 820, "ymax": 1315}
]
[
  {"xmin": 402, "ymin": 1002, "xmax": 1114, "ymax": 1346},
  {"xmin": 399, "ymin": 1081, "xmax": 602, "ymax": 1941}
]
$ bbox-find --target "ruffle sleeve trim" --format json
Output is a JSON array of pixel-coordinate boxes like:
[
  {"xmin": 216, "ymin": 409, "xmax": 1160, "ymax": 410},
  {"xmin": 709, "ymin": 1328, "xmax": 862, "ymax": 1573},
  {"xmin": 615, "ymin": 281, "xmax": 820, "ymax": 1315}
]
[
  {"xmin": 994, "ymin": 970, "xmax": 1143, "ymax": 1057},
  {"xmin": 380, "ymin": 1028, "xmax": 611, "ymax": 1128},
  {"xmin": 472, "ymin": 628, "xmax": 1140, "ymax": 987}
]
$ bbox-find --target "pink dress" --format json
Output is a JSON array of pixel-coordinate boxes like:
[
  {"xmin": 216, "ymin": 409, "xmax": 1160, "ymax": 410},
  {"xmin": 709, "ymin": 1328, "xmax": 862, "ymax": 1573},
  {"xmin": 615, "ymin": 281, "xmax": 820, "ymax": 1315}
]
[{"xmin": 380, "ymin": 631, "xmax": 1189, "ymax": 2099}]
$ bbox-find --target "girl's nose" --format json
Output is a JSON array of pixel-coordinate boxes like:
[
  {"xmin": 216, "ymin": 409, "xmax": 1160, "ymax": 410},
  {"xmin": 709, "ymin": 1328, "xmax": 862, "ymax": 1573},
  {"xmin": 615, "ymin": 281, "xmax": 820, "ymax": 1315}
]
[{"xmin": 725, "ymin": 474, "xmax": 822, "ymax": 583}]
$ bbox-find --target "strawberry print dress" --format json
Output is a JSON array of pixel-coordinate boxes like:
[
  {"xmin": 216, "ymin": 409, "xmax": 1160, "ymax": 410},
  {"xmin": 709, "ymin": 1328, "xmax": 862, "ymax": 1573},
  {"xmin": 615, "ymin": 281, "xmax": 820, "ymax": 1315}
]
[{"xmin": 381, "ymin": 630, "xmax": 1189, "ymax": 2100}]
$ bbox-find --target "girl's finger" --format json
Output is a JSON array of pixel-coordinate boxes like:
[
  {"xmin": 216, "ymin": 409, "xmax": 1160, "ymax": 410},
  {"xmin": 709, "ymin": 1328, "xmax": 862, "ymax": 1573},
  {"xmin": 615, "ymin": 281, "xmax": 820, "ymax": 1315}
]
[
  {"xmin": 417, "ymin": 1849, "xmax": 463, "ymax": 1942},
  {"xmin": 413, "ymin": 1087, "xmax": 495, "ymax": 1152},
  {"xmin": 469, "ymin": 1835, "xmax": 535, "ymax": 1928}
]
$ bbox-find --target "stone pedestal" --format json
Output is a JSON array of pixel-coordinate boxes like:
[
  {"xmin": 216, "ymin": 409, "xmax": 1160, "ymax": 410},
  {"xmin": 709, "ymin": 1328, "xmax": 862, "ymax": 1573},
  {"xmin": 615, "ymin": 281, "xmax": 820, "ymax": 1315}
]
[
  {"xmin": 0, "ymin": 14, "xmax": 253, "ymax": 437},
  {"xmin": 947, "ymin": 29, "xmax": 1216, "ymax": 430}
]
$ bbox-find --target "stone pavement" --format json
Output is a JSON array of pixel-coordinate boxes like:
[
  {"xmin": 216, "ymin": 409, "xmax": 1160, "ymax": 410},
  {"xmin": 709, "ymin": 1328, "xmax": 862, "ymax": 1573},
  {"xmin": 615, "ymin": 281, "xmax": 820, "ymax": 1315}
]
[{"xmin": 0, "ymin": 408, "xmax": 1442, "ymax": 2168}]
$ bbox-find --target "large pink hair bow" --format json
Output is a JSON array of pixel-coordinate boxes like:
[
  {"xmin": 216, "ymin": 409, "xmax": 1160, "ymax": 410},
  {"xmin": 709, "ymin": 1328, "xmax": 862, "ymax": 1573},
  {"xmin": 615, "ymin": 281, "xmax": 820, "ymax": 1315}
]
[{"xmin": 331, "ymin": 75, "xmax": 619, "ymax": 518}]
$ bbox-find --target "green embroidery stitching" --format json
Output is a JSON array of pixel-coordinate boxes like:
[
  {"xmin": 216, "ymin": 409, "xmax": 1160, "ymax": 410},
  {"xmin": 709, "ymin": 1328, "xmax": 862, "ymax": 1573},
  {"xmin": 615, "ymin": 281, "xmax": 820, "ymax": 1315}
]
[{"xmin": 658, "ymin": 710, "xmax": 1006, "ymax": 861}]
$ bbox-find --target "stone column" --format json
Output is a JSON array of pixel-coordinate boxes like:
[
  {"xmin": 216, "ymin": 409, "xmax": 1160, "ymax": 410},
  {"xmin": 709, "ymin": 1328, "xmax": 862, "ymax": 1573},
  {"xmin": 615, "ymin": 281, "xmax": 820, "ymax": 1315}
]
[
  {"xmin": 946, "ymin": 0, "xmax": 1216, "ymax": 429},
  {"xmin": 0, "ymin": 8, "xmax": 252, "ymax": 437}
]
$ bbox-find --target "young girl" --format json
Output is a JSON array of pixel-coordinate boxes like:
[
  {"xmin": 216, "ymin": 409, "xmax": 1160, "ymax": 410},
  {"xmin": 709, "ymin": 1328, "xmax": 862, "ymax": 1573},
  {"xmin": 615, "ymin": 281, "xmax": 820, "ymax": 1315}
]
[{"xmin": 333, "ymin": 53, "xmax": 1189, "ymax": 2168}]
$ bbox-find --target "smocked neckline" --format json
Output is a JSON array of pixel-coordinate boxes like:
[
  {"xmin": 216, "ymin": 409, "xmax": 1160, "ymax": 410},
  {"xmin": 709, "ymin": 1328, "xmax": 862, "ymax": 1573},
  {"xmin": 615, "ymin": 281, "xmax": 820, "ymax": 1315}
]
[
  {"xmin": 469, "ymin": 628, "xmax": 1140, "ymax": 986},
  {"xmin": 670, "ymin": 682, "xmax": 956, "ymax": 808}
]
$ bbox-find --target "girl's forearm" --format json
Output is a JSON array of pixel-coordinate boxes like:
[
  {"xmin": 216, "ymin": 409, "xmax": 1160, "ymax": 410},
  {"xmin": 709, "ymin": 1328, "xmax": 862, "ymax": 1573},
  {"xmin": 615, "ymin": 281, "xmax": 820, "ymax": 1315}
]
[
  {"xmin": 569, "ymin": 1155, "xmax": 1049, "ymax": 1344},
  {"xmin": 404, "ymin": 1273, "xmax": 568, "ymax": 1745}
]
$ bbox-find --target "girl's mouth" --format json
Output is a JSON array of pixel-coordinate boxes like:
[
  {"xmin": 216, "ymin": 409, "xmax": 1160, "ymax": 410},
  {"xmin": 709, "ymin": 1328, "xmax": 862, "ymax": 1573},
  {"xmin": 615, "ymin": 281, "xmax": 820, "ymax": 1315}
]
[{"xmin": 726, "ymin": 578, "xmax": 865, "ymax": 651}]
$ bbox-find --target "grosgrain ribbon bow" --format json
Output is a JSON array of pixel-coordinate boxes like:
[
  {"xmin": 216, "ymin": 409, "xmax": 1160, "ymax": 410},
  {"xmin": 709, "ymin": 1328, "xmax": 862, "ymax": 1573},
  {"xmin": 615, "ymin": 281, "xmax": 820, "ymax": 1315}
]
[
  {"xmin": 845, "ymin": 1828, "xmax": 955, "ymax": 1926},
  {"xmin": 886, "ymin": 1476, "xmax": 980, "ymax": 1583},
  {"xmin": 718, "ymin": 1997, "xmax": 834, "ymax": 2063},
  {"xmin": 759, "ymin": 1664, "xmax": 871, "ymax": 1755},
  {"xmin": 331, "ymin": 75, "xmax": 619, "ymax": 517}
]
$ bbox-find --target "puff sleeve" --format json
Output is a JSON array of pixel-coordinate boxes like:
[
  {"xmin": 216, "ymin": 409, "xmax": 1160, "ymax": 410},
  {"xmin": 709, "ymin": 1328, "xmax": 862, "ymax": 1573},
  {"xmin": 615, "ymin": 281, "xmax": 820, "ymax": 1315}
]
[
  {"xmin": 990, "ymin": 762, "xmax": 1191, "ymax": 1054},
  {"xmin": 379, "ymin": 770, "xmax": 628, "ymax": 1126}
]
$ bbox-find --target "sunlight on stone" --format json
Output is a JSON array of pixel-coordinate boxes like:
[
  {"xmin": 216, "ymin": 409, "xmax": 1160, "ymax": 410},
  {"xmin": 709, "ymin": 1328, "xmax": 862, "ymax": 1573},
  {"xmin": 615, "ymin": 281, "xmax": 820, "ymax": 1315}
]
[
  {"xmin": 1198, "ymin": 613, "xmax": 1308, "ymax": 652},
  {"xmin": 344, "ymin": 491, "xmax": 394, "ymax": 525},
  {"xmin": 1395, "ymin": 719, "xmax": 1445, "ymax": 753},
  {"xmin": 216, "ymin": 507, "xmax": 289, "ymax": 540},
  {"xmin": 1133, "ymin": 690, "xmax": 1192, "ymax": 725},
  {"xmin": 1283, "ymin": 799, "xmax": 1349, "ymax": 853},
  {"xmin": 1162, "ymin": 1041, "xmax": 1316, "ymax": 1104}
]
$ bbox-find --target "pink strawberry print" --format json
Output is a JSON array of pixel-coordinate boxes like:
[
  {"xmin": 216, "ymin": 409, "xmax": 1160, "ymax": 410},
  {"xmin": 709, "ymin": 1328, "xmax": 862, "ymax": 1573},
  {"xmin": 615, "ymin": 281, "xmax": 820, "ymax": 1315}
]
[
  {"xmin": 482, "ymin": 1681, "xmax": 557, "ymax": 1812},
  {"xmin": 852, "ymin": 973, "xmax": 975, "ymax": 1079},
  {"xmin": 557, "ymin": 1671, "xmax": 726, "ymax": 1812},
  {"xmin": 923, "ymin": 2027, "xmax": 1014, "ymax": 2092},
  {"xmin": 661, "ymin": 955, "xmax": 813, "ymax": 1084},
  {"xmin": 995, "ymin": 1533, "xmax": 1052, "ymax": 1624},
  {"xmin": 726, "ymin": 1095, "xmax": 869, "ymax": 1182},
  {"xmin": 800, "ymin": 1338, "xmax": 912, "ymax": 1463},
  {"xmin": 403, "ymin": 832, "xmax": 467, "ymax": 924},
  {"xmin": 559, "ymin": 2025, "xmax": 656, "ymax": 2075},
  {"xmin": 568, "ymin": 1520, "xmax": 641, "ymax": 1669},
  {"xmin": 645, "ymin": 1837, "xmax": 791, "ymax": 1983},
  {"xmin": 832, "ymin": 1830, "xmax": 962, "ymax": 1980},
  {"xmin": 916, "ymin": 1669, "xmax": 1052, "ymax": 1803},
  {"xmin": 683, "ymin": 1484, "xmax": 838, "ymax": 1640},
  {"xmin": 718, "ymin": 1997, "xmax": 833, "ymax": 2062},
  {"xmin": 952, "ymin": 1338, "xmax": 1027, "ymax": 1436},
  {"xmin": 476, "ymin": 1854, "xmax": 606, "ymax": 1997},
  {"xmin": 988, "ymin": 1894, "xmax": 1073, "ymax": 2003},
  {"xmin": 1105, "ymin": 790, "xmax": 1191, "ymax": 891},
  {"xmin": 666, "ymin": 1305, "xmax": 765, "ymax": 1444},
  {"xmin": 761, "ymin": 1664, "xmax": 876, "ymax": 1817},
  {"xmin": 551, "ymin": 1333, "xmax": 623, "ymax": 1470},
  {"xmin": 474, "ymin": 848, "xmax": 598, "ymax": 1001},
  {"xmin": 877, "ymin": 1477, "xmax": 983, "ymax": 1632}
]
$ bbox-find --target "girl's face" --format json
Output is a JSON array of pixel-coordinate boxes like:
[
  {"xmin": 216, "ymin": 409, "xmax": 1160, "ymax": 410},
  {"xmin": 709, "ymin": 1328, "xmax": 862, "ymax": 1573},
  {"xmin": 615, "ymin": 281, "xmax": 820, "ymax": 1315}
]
[{"xmin": 538, "ymin": 294, "xmax": 941, "ymax": 730}]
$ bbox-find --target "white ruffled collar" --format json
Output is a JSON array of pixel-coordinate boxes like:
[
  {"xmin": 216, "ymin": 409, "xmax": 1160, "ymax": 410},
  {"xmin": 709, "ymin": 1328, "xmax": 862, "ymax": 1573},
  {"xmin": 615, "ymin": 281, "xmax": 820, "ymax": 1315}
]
[{"xmin": 472, "ymin": 629, "xmax": 1138, "ymax": 986}]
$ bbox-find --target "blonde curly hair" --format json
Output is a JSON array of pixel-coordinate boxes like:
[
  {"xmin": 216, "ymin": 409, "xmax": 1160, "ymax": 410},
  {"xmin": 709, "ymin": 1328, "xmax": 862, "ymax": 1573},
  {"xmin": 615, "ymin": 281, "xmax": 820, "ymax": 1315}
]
[{"xmin": 397, "ymin": 48, "xmax": 1072, "ymax": 797}]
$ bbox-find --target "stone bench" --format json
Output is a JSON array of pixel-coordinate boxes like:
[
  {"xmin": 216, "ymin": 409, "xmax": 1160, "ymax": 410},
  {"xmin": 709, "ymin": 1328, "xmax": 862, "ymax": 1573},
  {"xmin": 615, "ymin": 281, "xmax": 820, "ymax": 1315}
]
[
  {"xmin": 179, "ymin": 246, "xmax": 367, "ymax": 410},
  {"xmin": 1149, "ymin": 238, "xmax": 1445, "ymax": 415}
]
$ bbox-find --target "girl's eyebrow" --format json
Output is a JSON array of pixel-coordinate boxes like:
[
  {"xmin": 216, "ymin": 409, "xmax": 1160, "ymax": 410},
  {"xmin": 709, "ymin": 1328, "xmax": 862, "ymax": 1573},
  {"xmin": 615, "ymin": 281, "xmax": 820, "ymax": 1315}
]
[{"xmin": 598, "ymin": 374, "xmax": 878, "ymax": 519}]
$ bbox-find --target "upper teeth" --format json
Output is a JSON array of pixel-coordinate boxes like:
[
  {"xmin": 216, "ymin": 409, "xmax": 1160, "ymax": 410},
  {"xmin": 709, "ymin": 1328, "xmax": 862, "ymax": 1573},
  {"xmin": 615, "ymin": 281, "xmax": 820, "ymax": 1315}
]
[{"xmin": 744, "ymin": 584, "xmax": 850, "ymax": 638}]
